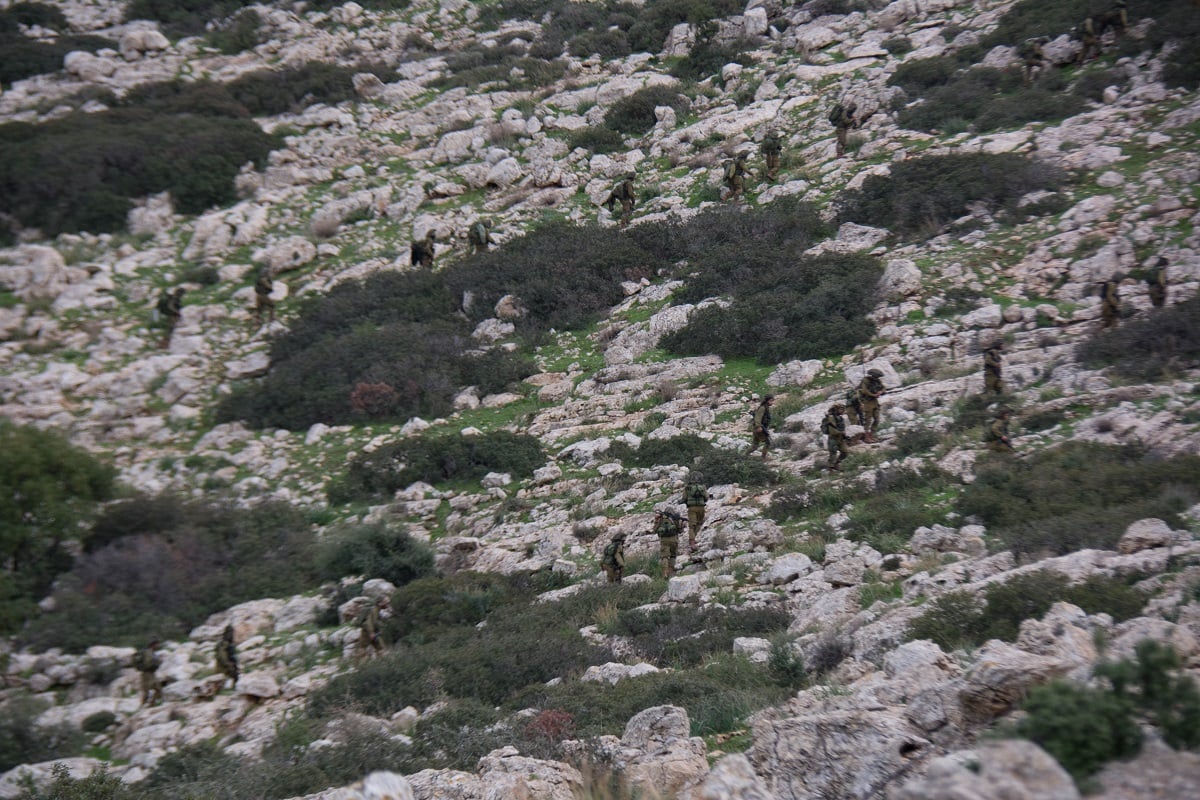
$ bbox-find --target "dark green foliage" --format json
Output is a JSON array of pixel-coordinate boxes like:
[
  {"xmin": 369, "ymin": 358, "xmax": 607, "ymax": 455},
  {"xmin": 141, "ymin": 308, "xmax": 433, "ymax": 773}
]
[
  {"xmin": 0, "ymin": 33, "xmax": 116, "ymax": 85},
  {"xmin": 838, "ymin": 152, "xmax": 1064, "ymax": 239},
  {"xmin": 1061, "ymin": 575, "xmax": 1146, "ymax": 622},
  {"xmin": 606, "ymin": 605, "xmax": 790, "ymax": 667},
  {"xmin": 125, "ymin": 0, "xmax": 257, "ymax": 38},
  {"xmin": 1, "ymin": 3, "xmax": 68, "ymax": 30},
  {"xmin": 431, "ymin": 41, "xmax": 569, "ymax": 90},
  {"xmin": 880, "ymin": 35, "xmax": 913, "ymax": 56},
  {"xmin": 692, "ymin": 447, "xmax": 781, "ymax": 488},
  {"xmin": 891, "ymin": 427, "xmax": 941, "ymax": 458},
  {"xmin": 179, "ymin": 264, "xmax": 220, "ymax": 286},
  {"xmin": 1016, "ymin": 680, "xmax": 1141, "ymax": 781},
  {"xmin": 0, "ymin": 421, "xmax": 117, "ymax": 635},
  {"xmin": 842, "ymin": 467, "xmax": 955, "ymax": 553},
  {"xmin": 81, "ymin": 711, "xmax": 118, "ymax": 734},
  {"xmin": 0, "ymin": 107, "xmax": 278, "ymax": 236},
  {"xmin": 226, "ymin": 62, "xmax": 397, "ymax": 116},
  {"xmin": 1072, "ymin": 68, "xmax": 1127, "ymax": 101},
  {"xmin": 1099, "ymin": 640, "xmax": 1200, "ymax": 751},
  {"xmin": 332, "ymin": 431, "xmax": 544, "ymax": 501},
  {"xmin": 207, "ymin": 9, "xmax": 263, "ymax": 55},
  {"xmin": 896, "ymin": 66, "xmax": 1085, "ymax": 135},
  {"xmin": 1077, "ymin": 296, "xmax": 1200, "ymax": 381},
  {"xmin": 888, "ymin": 56, "xmax": 960, "ymax": 94},
  {"xmin": 604, "ymin": 86, "xmax": 690, "ymax": 136},
  {"xmin": 959, "ymin": 442, "xmax": 1200, "ymax": 556},
  {"xmin": 669, "ymin": 39, "xmax": 754, "ymax": 82},
  {"xmin": 316, "ymin": 524, "xmax": 435, "ymax": 585},
  {"xmin": 567, "ymin": 124, "xmax": 627, "ymax": 154},
  {"xmin": 386, "ymin": 572, "xmax": 536, "ymax": 644},
  {"xmin": 978, "ymin": 570, "xmax": 1070, "ymax": 643},
  {"xmin": 21, "ymin": 496, "xmax": 322, "ymax": 652},
  {"xmin": 907, "ymin": 590, "xmax": 986, "ymax": 651},
  {"xmin": 949, "ymin": 393, "xmax": 997, "ymax": 434},
  {"xmin": 768, "ymin": 639, "xmax": 807, "ymax": 689},
  {"xmin": 15, "ymin": 763, "xmax": 127, "ymax": 800},
  {"xmin": 306, "ymin": 0, "xmax": 411, "ymax": 9},
  {"xmin": 0, "ymin": 697, "xmax": 85, "ymax": 773},
  {"xmin": 607, "ymin": 434, "xmax": 779, "ymax": 487}
]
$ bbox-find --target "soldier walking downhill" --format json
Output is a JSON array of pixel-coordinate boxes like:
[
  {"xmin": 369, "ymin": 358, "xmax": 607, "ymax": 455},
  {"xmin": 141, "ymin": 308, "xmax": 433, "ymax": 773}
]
[
  {"xmin": 760, "ymin": 131, "xmax": 783, "ymax": 182},
  {"xmin": 411, "ymin": 231, "xmax": 437, "ymax": 269},
  {"xmin": 603, "ymin": 173, "xmax": 637, "ymax": 224},
  {"xmin": 1099, "ymin": 276, "xmax": 1122, "ymax": 329},
  {"xmin": 682, "ymin": 474, "xmax": 709, "ymax": 551},
  {"xmin": 983, "ymin": 341, "xmax": 1004, "ymax": 396},
  {"xmin": 822, "ymin": 403, "xmax": 850, "ymax": 472},
  {"xmin": 724, "ymin": 153, "xmax": 752, "ymax": 200},
  {"xmin": 751, "ymin": 395, "xmax": 774, "ymax": 457},
  {"xmin": 985, "ymin": 406, "xmax": 1015, "ymax": 453},
  {"xmin": 856, "ymin": 369, "xmax": 886, "ymax": 443},
  {"xmin": 828, "ymin": 101, "xmax": 858, "ymax": 158},
  {"xmin": 357, "ymin": 597, "xmax": 387, "ymax": 658},
  {"xmin": 253, "ymin": 269, "xmax": 275, "ymax": 325},
  {"xmin": 653, "ymin": 509, "xmax": 685, "ymax": 579},
  {"xmin": 134, "ymin": 638, "xmax": 163, "ymax": 706},
  {"xmin": 156, "ymin": 287, "xmax": 185, "ymax": 349},
  {"xmin": 215, "ymin": 624, "xmax": 239, "ymax": 689},
  {"xmin": 467, "ymin": 219, "xmax": 493, "ymax": 255},
  {"xmin": 1147, "ymin": 257, "xmax": 1168, "ymax": 308},
  {"xmin": 601, "ymin": 532, "xmax": 626, "ymax": 584}
]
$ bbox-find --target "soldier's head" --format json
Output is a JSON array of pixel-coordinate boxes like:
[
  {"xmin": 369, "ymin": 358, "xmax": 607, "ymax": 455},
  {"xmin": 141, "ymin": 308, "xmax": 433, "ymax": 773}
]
[
  {"xmin": 995, "ymin": 405, "xmax": 1012, "ymax": 418},
  {"xmin": 1111, "ymin": 272, "xmax": 1124, "ymax": 281},
  {"xmin": 613, "ymin": 532, "xmax": 626, "ymax": 542},
  {"xmin": 831, "ymin": 403, "xmax": 845, "ymax": 413},
  {"xmin": 222, "ymin": 625, "xmax": 234, "ymax": 639},
  {"xmin": 148, "ymin": 637, "xmax": 161, "ymax": 648},
  {"xmin": 173, "ymin": 287, "xmax": 186, "ymax": 297},
  {"xmin": 867, "ymin": 368, "xmax": 883, "ymax": 377},
  {"xmin": 990, "ymin": 341, "xmax": 1004, "ymax": 351},
  {"xmin": 1155, "ymin": 256, "xmax": 1168, "ymax": 267},
  {"xmin": 762, "ymin": 394, "xmax": 775, "ymax": 405}
]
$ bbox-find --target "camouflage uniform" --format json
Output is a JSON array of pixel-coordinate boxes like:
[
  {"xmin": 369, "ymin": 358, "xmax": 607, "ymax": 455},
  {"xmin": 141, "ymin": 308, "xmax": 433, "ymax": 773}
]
[
  {"xmin": 1077, "ymin": 16, "xmax": 1100, "ymax": 64},
  {"xmin": 467, "ymin": 220, "xmax": 493, "ymax": 255},
  {"xmin": 601, "ymin": 533, "xmax": 626, "ymax": 584},
  {"xmin": 215, "ymin": 625, "xmax": 239, "ymax": 686},
  {"xmin": 1100, "ymin": 278, "xmax": 1121, "ymax": 329},
  {"xmin": 253, "ymin": 271, "xmax": 275, "ymax": 324},
  {"xmin": 1147, "ymin": 258, "xmax": 1167, "ymax": 308},
  {"xmin": 1017, "ymin": 37, "xmax": 1047, "ymax": 84},
  {"xmin": 134, "ymin": 640, "xmax": 163, "ymax": 706},
  {"xmin": 157, "ymin": 288, "xmax": 185, "ymax": 347},
  {"xmin": 829, "ymin": 102, "xmax": 857, "ymax": 157},
  {"xmin": 751, "ymin": 395, "xmax": 774, "ymax": 457},
  {"xmin": 724, "ymin": 155, "xmax": 752, "ymax": 200},
  {"xmin": 983, "ymin": 344, "xmax": 1004, "ymax": 395},
  {"xmin": 1097, "ymin": 1, "xmax": 1128, "ymax": 36},
  {"xmin": 357, "ymin": 599, "xmax": 386, "ymax": 657},
  {"xmin": 682, "ymin": 478, "xmax": 708, "ymax": 549},
  {"xmin": 761, "ymin": 132, "xmax": 782, "ymax": 181},
  {"xmin": 857, "ymin": 369, "xmax": 885, "ymax": 441},
  {"xmin": 411, "ymin": 232, "xmax": 437, "ymax": 268},
  {"xmin": 822, "ymin": 404, "xmax": 849, "ymax": 471},
  {"xmin": 653, "ymin": 511, "xmax": 684, "ymax": 579},
  {"xmin": 603, "ymin": 176, "xmax": 637, "ymax": 223},
  {"xmin": 985, "ymin": 408, "xmax": 1014, "ymax": 453}
]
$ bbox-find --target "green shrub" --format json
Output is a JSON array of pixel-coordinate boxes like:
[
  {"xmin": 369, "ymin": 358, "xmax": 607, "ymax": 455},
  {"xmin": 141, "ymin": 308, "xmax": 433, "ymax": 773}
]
[
  {"xmin": 907, "ymin": 590, "xmax": 986, "ymax": 651},
  {"xmin": 837, "ymin": 152, "xmax": 1064, "ymax": 239},
  {"xmin": 888, "ymin": 56, "xmax": 960, "ymax": 94},
  {"xmin": 567, "ymin": 125, "xmax": 627, "ymax": 154},
  {"xmin": 125, "ymin": 0, "xmax": 257, "ymax": 38},
  {"xmin": 768, "ymin": 638, "xmax": 807, "ymax": 689},
  {"xmin": 0, "ymin": 32, "xmax": 117, "ymax": 85},
  {"xmin": 1099, "ymin": 639, "xmax": 1200, "ymax": 751},
  {"xmin": 1072, "ymin": 68, "xmax": 1127, "ymax": 102},
  {"xmin": 891, "ymin": 427, "xmax": 941, "ymax": 458},
  {"xmin": 21, "ymin": 497, "xmax": 322, "ymax": 652},
  {"xmin": 1061, "ymin": 574, "xmax": 1146, "ymax": 621},
  {"xmin": 333, "ymin": 431, "xmax": 544, "ymax": 501},
  {"xmin": 840, "ymin": 467, "xmax": 955, "ymax": 553},
  {"xmin": 0, "ymin": 696, "xmax": 85, "ymax": 772},
  {"xmin": 81, "ymin": 711, "xmax": 118, "ymax": 734},
  {"xmin": 1, "ymin": 3, "xmax": 69, "ymax": 31},
  {"xmin": 14, "ymin": 763, "xmax": 127, "ymax": 800},
  {"xmin": 880, "ymin": 35, "xmax": 913, "ymax": 56},
  {"xmin": 959, "ymin": 442, "xmax": 1200, "ymax": 556},
  {"xmin": 207, "ymin": 9, "xmax": 263, "ymax": 55},
  {"xmin": 1016, "ymin": 680, "xmax": 1141, "ymax": 781},
  {"xmin": 1077, "ymin": 296, "xmax": 1200, "ymax": 382},
  {"xmin": 179, "ymin": 264, "xmax": 220, "ymax": 286},
  {"xmin": 386, "ymin": 572, "xmax": 524, "ymax": 644},
  {"xmin": 976, "ymin": 569, "xmax": 1070, "ymax": 643},
  {"xmin": 607, "ymin": 434, "xmax": 714, "ymax": 469},
  {"xmin": 669, "ymin": 39, "xmax": 754, "ymax": 82},
  {"xmin": 316, "ymin": 524, "xmax": 434, "ymax": 585},
  {"xmin": 607, "ymin": 605, "xmax": 790, "ymax": 667},
  {"xmin": 603, "ymin": 86, "xmax": 690, "ymax": 136},
  {"xmin": 226, "ymin": 62, "xmax": 397, "ymax": 116}
]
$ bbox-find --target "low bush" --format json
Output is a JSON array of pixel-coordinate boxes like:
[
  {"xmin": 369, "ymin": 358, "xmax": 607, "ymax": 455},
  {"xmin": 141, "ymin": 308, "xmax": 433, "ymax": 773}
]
[
  {"xmin": 316, "ymin": 524, "xmax": 435, "ymax": 585},
  {"xmin": 607, "ymin": 604, "xmax": 790, "ymax": 667},
  {"xmin": 81, "ymin": 711, "xmax": 118, "ymax": 734},
  {"xmin": 891, "ymin": 427, "xmax": 942, "ymax": 458},
  {"xmin": 607, "ymin": 434, "xmax": 713, "ymax": 469},
  {"xmin": 959, "ymin": 442, "xmax": 1200, "ymax": 556},
  {"xmin": 1017, "ymin": 680, "xmax": 1141, "ymax": 781},
  {"xmin": 0, "ymin": 696, "xmax": 85, "ymax": 772},
  {"xmin": 0, "ymin": 32, "xmax": 117, "ymax": 85},
  {"xmin": 567, "ymin": 125, "xmax": 627, "ymax": 154},
  {"xmin": 431, "ymin": 41, "xmax": 568, "ymax": 91},
  {"xmin": 0, "ymin": 2, "xmax": 68, "ymax": 31},
  {"xmin": 207, "ymin": 9, "xmax": 262, "ymax": 55},
  {"xmin": 13, "ymin": 763, "xmax": 126, "ymax": 800},
  {"xmin": 1099, "ymin": 639, "xmax": 1200, "ymax": 751},
  {"xmin": 669, "ymin": 38, "xmax": 754, "ymax": 82},
  {"xmin": 837, "ymin": 152, "xmax": 1065, "ymax": 239},
  {"xmin": 125, "ymin": 0, "xmax": 257, "ymax": 38},
  {"xmin": 21, "ymin": 496, "xmax": 322, "ymax": 652},
  {"xmin": 1077, "ymin": 296, "xmax": 1200, "ymax": 381},
  {"xmin": 333, "ymin": 430, "xmax": 544, "ymax": 501},
  {"xmin": 604, "ymin": 85, "xmax": 690, "ymax": 136},
  {"xmin": 840, "ymin": 467, "xmax": 955, "ymax": 553}
]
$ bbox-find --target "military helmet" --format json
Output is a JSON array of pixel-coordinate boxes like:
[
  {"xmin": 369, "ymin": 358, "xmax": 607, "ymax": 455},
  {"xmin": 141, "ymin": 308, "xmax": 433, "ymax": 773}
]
[
  {"xmin": 867, "ymin": 368, "xmax": 883, "ymax": 377},
  {"xmin": 763, "ymin": 394, "xmax": 775, "ymax": 402},
  {"xmin": 831, "ymin": 403, "xmax": 845, "ymax": 411},
  {"xmin": 995, "ymin": 405, "xmax": 1012, "ymax": 417},
  {"xmin": 1155, "ymin": 256, "xmax": 1168, "ymax": 267},
  {"xmin": 613, "ymin": 532, "xmax": 626, "ymax": 541}
]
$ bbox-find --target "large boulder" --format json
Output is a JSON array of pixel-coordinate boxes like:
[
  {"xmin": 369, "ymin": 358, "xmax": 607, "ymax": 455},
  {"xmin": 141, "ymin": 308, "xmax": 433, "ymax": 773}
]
[{"xmin": 893, "ymin": 740, "xmax": 1079, "ymax": 800}]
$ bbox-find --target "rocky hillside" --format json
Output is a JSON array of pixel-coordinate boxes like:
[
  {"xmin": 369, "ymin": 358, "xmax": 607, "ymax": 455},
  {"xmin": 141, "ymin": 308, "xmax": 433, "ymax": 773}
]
[{"xmin": 2, "ymin": 0, "xmax": 1200, "ymax": 798}]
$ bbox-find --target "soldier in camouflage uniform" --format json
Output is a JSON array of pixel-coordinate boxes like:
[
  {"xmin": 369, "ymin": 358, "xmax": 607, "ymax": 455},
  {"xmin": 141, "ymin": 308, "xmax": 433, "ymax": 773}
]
[
  {"xmin": 983, "ymin": 342, "xmax": 1004, "ymax": 396},
  {"xmin": 653, "ymin": 509, "xmax": 685, "ymax": 579},
  {"xmin": 215, "ymin": 624, "xmax": 239, "ymax": 688},
  {"xmin": 822, "ymin": 403, "xmax": 849, "ymax": 472},
  {"xmin": 601, "ymin": 532, "xmax": 626, "ymax": 584},
  {"xmin": 467, "ymin": 219, "xmax": 493, "ymax": 255},
  {"xmin": 724, "ymin": 153, "xmax": 752, "ymax": 200},
  {"xmin": 1017, "ymin": 37, "xmax": 1048, "ymax": 84},
  {"xmin": 253, "ymin": 269, "xmax": 275, "ymax": 325},
  {"xmin": 1147, "ymin": 257, "xmax": 1168, "ymax": 308},
  {"xmin": 760, "ymin": 131, "xmax": 783, "ymax": 182},
  {"xmin": 682, "ymin": 474, "xmax": 708, "ymax": 550},
  {"xmin": 603, "ymin": 174, "xmax": 637, "ymax": 223},
  {"xmin": 156, "ymin": 287, "xmax": 185, "ymax": 348},
  {"xmin": 1076, "ymin": 16, "xmax": 1101, "ymax": 64},
  {"xmin": 751, "ymin": 395, "xmax": 774, "ymax": 457},
  {"xmin": 1099, "ymin": 276, "xmax": 1122, "ymax": 329},
  {"xmin": 357, "ymin": 597, "xmax": 387, "ymax": 658},
  {"xmin": 856, "ymin": 369, "xmax": 885, "ymax": 443},
  {"xmin": 411, "ymin": 231, "xmax": 437, "ymax": 269},
  {"xmin": 829, "ymin": 101, "xmax": 857, "ymax": 158},
  {"xmin": 985, "ymin": 406, "xmax": 1014, "ymax": 453},
  {"xmin": 134, "ymin": 638, "xmax": 163, "ymax": 706}
]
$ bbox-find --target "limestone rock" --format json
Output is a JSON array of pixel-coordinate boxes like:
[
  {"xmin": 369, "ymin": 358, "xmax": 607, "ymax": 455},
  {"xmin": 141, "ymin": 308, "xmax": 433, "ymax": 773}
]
[
  {"xmin": 1117, "ymin": 518, "xmax": 1179, "ymax": 554},
  {"xmin": 683, "ymin": 753, "xmax": 772, "ymax": 800},
  {"xmin": 893, "ymin": 740, "xmax": 1079, "ymax": 800}
]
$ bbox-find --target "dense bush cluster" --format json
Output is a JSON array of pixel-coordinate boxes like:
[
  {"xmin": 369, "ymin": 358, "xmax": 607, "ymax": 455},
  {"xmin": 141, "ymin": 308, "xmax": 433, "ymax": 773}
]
[
  {"xmin": 894, "ymin": 67, "xmax": 1085, "ymax": 135},
  {"xmin": 0, "ymin": 31, "xmax": 115, "ymax": 85},
  {"xmin": 837, "ymin": 153, "xmax": 1065, "ymax": 239},
  {"xmin": 959, "ymin": 442, "xmax": 1200, "ymax": 556},
  {"xmin": 331, "ymin": 430, "xmax": 545, "ymax": 501},
  {"xmin": 0, "ymin": 697, "xmax": 85, "ymax": 773},
  {"xmin": 606, "ymin": 603, "xmax": 790, "ymax": 666},
  {"xmin": 125, "ymin": 0, "xmax": 256, "ymax": 38},
  {"xmin": 607, "ymin": 434, "xmax": 780, "ymax": 487},
  {"xmin": 1077, "ymin": 295, "xmax": 1200, "ymax": 381},
  {"xmin": 430, "ymin": 42, "xmax": 568, "ymax": 91},
  {"xmin": 603, "ymin": 85, "xmax": 691, "ymax": 136},
  {"xmin": 908, "ymin": 571, "xmax": 1147, "ymax": 651}
]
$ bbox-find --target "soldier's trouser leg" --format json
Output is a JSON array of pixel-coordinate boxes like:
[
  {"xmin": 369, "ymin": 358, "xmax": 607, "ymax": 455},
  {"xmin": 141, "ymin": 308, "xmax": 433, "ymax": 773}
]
[
  {"xmin": 985, "ymin": 371, "xmax": 1002, "ymax": 395},
  {"xmin": 836, "ymin": 127, "xmax": 848, "ymax": 156},
  {"xmin": 660, "ymin": 537, "xmax": 678, "ymax": 578},
  {"xmin": 752, "ymin": 429, "xmax": 770, "ymax": 455},
  {"xmin": 687, "ymin": 506, "xmax": 705, "ymax": 547},
  {"xmin": 604, "ymin": 565, "xmax": 619, "ymax": 583},
  {"xmin": 860, "ymin": 399, "xmax": 880, "ymax": 433}
]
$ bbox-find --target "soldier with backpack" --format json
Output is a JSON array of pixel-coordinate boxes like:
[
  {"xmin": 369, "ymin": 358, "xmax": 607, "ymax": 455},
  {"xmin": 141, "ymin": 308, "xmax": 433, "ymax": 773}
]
[
  {"xmin": 467, "ymin": 219, "xmax": 493, "ymax": 255},
  {"xmin": 724, "ymin": 153, "xmax": 752, "ymax": 200},
  {"xmin": 134, "ymin": 638, "xmax": 163, "ymax": 706},
  {"xmin": 1017, "ymin": 37, "xmax": 1048, "ymax": 84},
  {"xmin": 985, "ymin": 406, "xmax": 1014, "ymax": 453},
  {"xmin": 856, "ymin": 369, "xmax": 886, "ymax": 443},
  {"xmin": 156, "ymin": 287, "xmax": 185, "ymax": 348},
  {"xmin": 760, "ymin": 131, "xmax": 783, "ymax": 182},
  {"xmin": 601, "ymin": 532, "xmax": 626, "ymax": 584},
  {"xmin": 215, "ymin": 624, "xmax": 239, "ymax": 689},
  {"xmin": 682, "ymin": 474, "xmax": 709, "ymax": 551},
  {"xmin": 828, "ymin": 101, "xmax": 858, "ymax": 158},
  {"xmin": 1147, "ymin": 257, "xmax": 1168, "ymax": 308},
  {"xmin": 1076, "ymin": 16, "xmax": 1100, "ymax": 64},
  {"xmin": 1099, "ymin": 276, "xmax": 1122, "ymax": 329},
  {"xmin": 751, "ymin": 395, "xmax": 774, "ymax": 457},
  {"xmin": 253, "ymin": 269, "xmax": 275, "ymax": 325},
  {"xmin": 411, "ymin": 231, "xmax": 437, "ymax": 268},
  {"xmin": 653, "ymin": 509, "xmax": 685, "ymax": 578},
  {"xmin": 822, "ymin": 403, "xmax": 849, "ymax": 472},
  {"xmin": 356, "ymin": 597, "xmax": 387, "ymax": 658},
  {"xmin": 983, "ymin": 341, "xmax": 1004, "ymax": 396},
  {"xmin": 603, "ymin": 173, "xmax": 637, "ymax": 223}
]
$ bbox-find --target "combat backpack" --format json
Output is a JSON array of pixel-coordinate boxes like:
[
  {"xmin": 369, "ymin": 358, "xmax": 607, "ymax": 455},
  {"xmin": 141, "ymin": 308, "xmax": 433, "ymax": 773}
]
[
  {"xmin": 827, "ymin": 103, "xmax": 844, "ymax": 125},
  {"xmin": 471, "ymin": 222, "xmax": 487, "ymax": 244},
  {"xmin": 601, "ymin": 541, "xmax": 619, "ymax": 567},
  {"xmin": 685, "ymin": 483, "xmax": 707, "ymax": 506},
  {"xmin": 133, "ymin": 649, "xmax": 157, "ymax": 672},
  {"xmin": 723, "ymin": 160, "xmax": 736, "ymax": 181}
]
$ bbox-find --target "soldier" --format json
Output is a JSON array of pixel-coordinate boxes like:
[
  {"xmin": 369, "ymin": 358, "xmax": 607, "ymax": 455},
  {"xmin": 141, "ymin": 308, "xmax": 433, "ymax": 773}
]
[
  {"xmin": 156, "ymin": 287, "xmax": 185, "ymax": 348},
  {"xmin": 134, "ymin": 638, "xmax": 163, "ymax": 706},
  {"xmin": 985, "ymin": 406, "xmax": 1014, "ymax": 453},
  {"xmin": 856, "ymin": 368, "xmax": 886, "ymax": 443},
  {"xmin": 751, "ymin": 394, "xmax": 774, "ymax": 457},
  {"xmin": 760, "ymin": 131, "xmax": 783, "ymax": 182},
  {"xmin": 1097, "ymin": 0, "xmax": 1128, "ymax": 36},
  {"xmin": 603, "ymin": 173, "xmax": 637, "ymax": 223},
  {"xmin": 1017, "ymin": 37, "xmax": 1047, "ymax": 84},
  {"xmin": 467, "ymin": 219, "xmax": 493, "ymax": 255},
  {"xmin": 983, "ymin": 341, "xmax": 1005, "ymax": 396},
  {"xmin": 411, "ymin": 231, "xmax": 437, "ymax": 269},
  {"xmin": 601, "ymin": 532, "xmax": 626, "ymax": 584},
  {"xmin": 1076, "ymin": 16, "xmax": 1100, "ymax": 64},
  {"xmin": 828, "ymin": 101, "xmax": 858, "ymax": 158},
  {"xmin": 653, "ymin": 509, "xmax": 685, "ymax": 579},
  {"xmin": 215, "ymin": 624, "xmax": 239, "ymax": 688},
  {"xmin": 822, "ymin": 403, "xmax": 849, "ymax": 472},
  {"xmin": 253, "ymin": 269, "xmax": 275, "ymax": 325},
  {"xmin": 357, "ymin": 597, "xmax": 387, "ymax": 658},
  {"xmin": 1147, "ymin": 257, "xmax": 1168, "ymax": 308},
  {"xmin": 682, "ymin": 473, "xmax": 708, "ymax": 550},
  {"xmin": 1099, "ymin": 275, "xmax": 1122, "ymax": 329},
  {"xmin": 723, "ymin": 153, "xmax": 752, "ymax": 200}
]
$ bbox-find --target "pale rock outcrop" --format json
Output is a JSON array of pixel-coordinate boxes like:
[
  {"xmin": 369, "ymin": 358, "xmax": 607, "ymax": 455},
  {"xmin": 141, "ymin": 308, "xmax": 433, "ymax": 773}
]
[
  {"xmin": 476, "ymin": 746, "xmax": 583, "ymax": 800},
  {"xmin": 0, "ymin": 246, "xmax": 84, "ymax": 301},
  {"xmin": 684, "ymin": 752, "xmax": 772, "ymax": 800},
  {"xmin": 767, "ymin": 359, "xmax": 823, "ymax": 388},
  {"xmin": 958, "ymin": 640, "xmax": 1074, "ymax": 722},
  {"xmin": 0, "ymin": 758, "xmax": 107, "ymax": 800},
  {"xmin": 880, "ymin": 258, "xmax": 923, "ymax": 301},
  {"xmin": 119, "ymin": 29, "xmax": 170, "ymax": 61},
  {"xmin": 582, "ymin": 662, "xmax": 661, "ymax": 684},
  {"xmin": 893, "ymin": 740, "xmax": 1080, "ymax": 800},
  {"xmin": 606, "ymin": 706, "xmax": 709, "ymax": 797},
  {"xmin": 1117, "ymin": 518, "xmax": 1181, "ymax": 554}
]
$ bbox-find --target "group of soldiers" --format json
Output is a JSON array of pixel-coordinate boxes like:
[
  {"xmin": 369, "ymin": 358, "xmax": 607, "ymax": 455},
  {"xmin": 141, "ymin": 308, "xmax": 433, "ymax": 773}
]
[
  {"xmin": 409, "ymin": 219, "xmax": 495, "ymax": 269},
  {"xmin": 133, "ymin": 625, "xmax": 239, "ymax": 707},
  {"xmin": 601, "ymin": 474, "xmax": 709, "ymax": 583}
]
